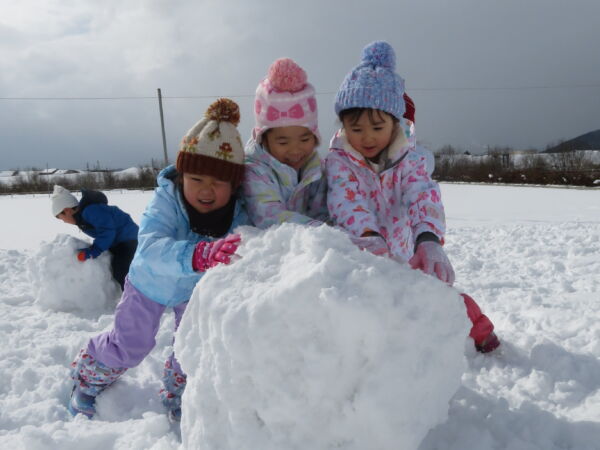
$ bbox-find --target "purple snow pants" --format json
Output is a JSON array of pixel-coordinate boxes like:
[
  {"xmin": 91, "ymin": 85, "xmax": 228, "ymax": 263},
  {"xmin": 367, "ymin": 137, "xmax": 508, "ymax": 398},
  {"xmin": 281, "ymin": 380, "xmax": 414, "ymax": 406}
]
[
  {"xmin": 71, "ymin": 278, "xmax": 187, "ymax": 401},
  {"xmin": 87, "ymin": 278, "xmax": 187, "ymax": 370}
]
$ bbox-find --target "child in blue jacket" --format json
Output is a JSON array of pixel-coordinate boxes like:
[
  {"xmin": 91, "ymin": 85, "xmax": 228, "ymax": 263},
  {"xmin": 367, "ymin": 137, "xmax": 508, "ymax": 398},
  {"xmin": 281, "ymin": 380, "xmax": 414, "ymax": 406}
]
[
  {"xmin": 67, "ymin": 98, "xmax": 249, "ymax": 422},
  {"xmin": 52, "ymin": 185, "xmax": 139, "ymax": 290}
]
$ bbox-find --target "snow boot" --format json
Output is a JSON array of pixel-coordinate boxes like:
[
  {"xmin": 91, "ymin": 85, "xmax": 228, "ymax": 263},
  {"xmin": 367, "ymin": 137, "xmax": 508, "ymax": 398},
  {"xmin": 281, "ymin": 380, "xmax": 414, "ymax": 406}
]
[
  {"xmin": 475, "ymin": 331, "xmax": 501, "ymax": 353},
  {"xmin": 67, "ymin": 349, "xmax": 127, "ymax": 419},
  {"xmin": 160, "ymin": 388, "xmax": 185, "ymax": 423},
  {"xmin": 68, "ymin": 385, "xmax": 97, "ymax": 418},
  {"xmin": 461, "ymin": 293, "xmax": 500, "ymax": 353},
  {"xmin": 168, "ymin": 407, "xmax": 182, "ymax": 423},
  {"xmin": 160, "ymin": 356, "xmax": 187, "ymax": 423}
]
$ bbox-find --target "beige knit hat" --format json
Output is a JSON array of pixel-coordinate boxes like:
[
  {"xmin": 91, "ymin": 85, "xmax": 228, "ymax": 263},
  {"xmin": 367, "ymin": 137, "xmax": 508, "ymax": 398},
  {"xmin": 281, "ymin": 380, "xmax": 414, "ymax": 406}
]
[
  {"xmin": 51, "ymin": 185, "xmax": 78, "ymax": 216},
  {"xmin": 176, "ymin": 98, "xmax": 245, "ymax": 188}
]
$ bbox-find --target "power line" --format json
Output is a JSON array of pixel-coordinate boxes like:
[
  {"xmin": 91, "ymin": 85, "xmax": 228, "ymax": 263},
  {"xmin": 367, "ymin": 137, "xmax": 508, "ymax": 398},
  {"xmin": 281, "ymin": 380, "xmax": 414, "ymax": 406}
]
[
  {"xmin": 0, "ymin": 94, "xmax": 254, "ymax": 101},
  {"xmin": 411, "ymin": 83, "xmax": 600, "ymax": 91},
  {"xmin": 0, "ymin": 96, "xmax": 156, "ymax": 101},
  {"xmin": 1, "ymin": 83, "xmax": 599, "ymax": 101}
]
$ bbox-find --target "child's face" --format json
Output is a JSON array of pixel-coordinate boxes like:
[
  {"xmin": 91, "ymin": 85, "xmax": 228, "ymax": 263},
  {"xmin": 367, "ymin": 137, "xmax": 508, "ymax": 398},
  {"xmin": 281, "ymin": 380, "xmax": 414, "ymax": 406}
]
[
  {"xmin": 342, "ymin": 110, "xmax": 395, "ymax": 160},
  {"xmin": 56, "ymin": 207, "xmax": 77, "ymax": 225},
  {"xmin": 183, "ymin": 173, "xmax": 233, "ymax": 213},
  {"xmin": 264, "ymin": 126, "xmax": 316, "ymax": 170}
]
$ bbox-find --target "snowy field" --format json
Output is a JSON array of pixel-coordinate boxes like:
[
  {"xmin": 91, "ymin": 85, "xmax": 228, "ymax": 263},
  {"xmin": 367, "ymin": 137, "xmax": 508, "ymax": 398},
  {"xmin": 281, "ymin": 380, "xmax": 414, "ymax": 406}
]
[{"xmin": 0, "ymin": 184, "xmax": 599, "ymax": 449}]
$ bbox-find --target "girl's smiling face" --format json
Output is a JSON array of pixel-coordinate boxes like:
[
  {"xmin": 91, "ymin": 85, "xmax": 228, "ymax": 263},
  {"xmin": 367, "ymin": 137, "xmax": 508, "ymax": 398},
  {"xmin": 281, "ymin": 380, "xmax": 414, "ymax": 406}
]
[
  {"xmin": 264, "ymin": 126, "xmax": 317, "ymax": 170},
  {"xmin": 342, "ymin": 109, "xmax": 395, "ymax": 160},
  {"xmin": 182, "ymin": 173, "xmax": 232, "ymax": 213}
]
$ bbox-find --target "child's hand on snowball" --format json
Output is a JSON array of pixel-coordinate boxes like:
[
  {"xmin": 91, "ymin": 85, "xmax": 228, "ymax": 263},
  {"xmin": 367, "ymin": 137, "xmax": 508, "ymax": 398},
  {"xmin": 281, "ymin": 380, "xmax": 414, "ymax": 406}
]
[
  {"xmin": 77, "ymin": 248, "xmax": 92, "ymax": 262},
  {"xmin": 409, "ymin": 241, "xmax": 455, "ymax": 285},
  {"xmin": 349, "ymin": 234, "xmax": 390, "ymax": 257}
]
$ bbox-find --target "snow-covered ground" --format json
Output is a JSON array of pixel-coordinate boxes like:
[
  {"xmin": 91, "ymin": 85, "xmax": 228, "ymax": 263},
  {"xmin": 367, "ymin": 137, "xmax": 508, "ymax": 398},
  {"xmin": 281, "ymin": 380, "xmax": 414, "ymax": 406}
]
[{"xmin": 0, "ymin": 184, "xmax": 599, "ymax": 449}]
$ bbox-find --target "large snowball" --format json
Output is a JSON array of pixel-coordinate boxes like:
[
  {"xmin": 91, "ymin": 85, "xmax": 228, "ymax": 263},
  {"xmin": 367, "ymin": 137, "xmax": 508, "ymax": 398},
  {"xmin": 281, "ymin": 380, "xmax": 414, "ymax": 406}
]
[
  {"xmin": 176, "ymin": 224, "xmax": 468, "ymax": 449},
  {"xmin": 29, "ymin": 234, "xmax": 120, "ymax": 317}
]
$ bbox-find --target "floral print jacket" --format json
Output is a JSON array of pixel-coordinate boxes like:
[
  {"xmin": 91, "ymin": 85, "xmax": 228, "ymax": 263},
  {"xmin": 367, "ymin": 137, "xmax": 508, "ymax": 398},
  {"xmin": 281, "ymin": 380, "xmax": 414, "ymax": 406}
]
[
  {"xmin": 326, "ymin": 120, "xmax": 446, "ymax": 262},
  {"xmin": 243, "ymin": 139, "xmax": 329, "ymax": 229}
]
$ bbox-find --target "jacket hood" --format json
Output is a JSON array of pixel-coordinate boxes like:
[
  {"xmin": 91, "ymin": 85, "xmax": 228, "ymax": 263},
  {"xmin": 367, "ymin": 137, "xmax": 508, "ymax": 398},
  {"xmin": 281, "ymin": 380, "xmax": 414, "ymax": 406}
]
[
  {"xmin": 330, "ymin": 118, "xmax": 414, "ymax": 171},
  {"xmin": 79, "ymin": 189, "xmax": 108, "ymax": 210}
]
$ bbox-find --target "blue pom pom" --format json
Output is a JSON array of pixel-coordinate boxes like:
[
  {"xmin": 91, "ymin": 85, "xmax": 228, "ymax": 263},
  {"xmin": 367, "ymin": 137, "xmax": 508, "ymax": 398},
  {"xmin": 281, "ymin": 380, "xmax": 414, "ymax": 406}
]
[{"xmin": 361, "ymin": 41, "xmax": 396, "ymax": 70}]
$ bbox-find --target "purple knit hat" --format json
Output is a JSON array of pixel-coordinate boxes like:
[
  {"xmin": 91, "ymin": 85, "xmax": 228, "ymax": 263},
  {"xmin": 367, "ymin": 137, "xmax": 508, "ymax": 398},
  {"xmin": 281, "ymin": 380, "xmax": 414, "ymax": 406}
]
[
  {"xmin": 335, "ymin": 41, "xmax": 406, "ymax": 120},
  {"xmin": 253, "ymin": 58, "xmax": 320, "ymax": 144}
]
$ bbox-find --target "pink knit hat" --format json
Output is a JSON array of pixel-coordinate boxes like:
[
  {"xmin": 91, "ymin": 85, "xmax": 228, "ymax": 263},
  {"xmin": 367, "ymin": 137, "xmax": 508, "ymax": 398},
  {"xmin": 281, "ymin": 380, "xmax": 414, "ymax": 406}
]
[{"xmin": 253, "ymin": 58, "xmax": 320, "ymax": 144}]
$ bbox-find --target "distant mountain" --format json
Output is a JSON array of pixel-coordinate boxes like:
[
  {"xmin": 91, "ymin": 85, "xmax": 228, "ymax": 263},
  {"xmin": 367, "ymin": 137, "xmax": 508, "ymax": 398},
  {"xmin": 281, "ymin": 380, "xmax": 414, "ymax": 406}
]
[{"xmin": 544, "ymin": 129, "xmax": 600, "ymax": 153}]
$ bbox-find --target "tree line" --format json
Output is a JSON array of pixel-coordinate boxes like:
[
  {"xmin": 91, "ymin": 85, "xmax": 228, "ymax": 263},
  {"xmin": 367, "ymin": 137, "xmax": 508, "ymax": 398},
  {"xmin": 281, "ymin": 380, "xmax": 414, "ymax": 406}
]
[
  {"xmin": 433, "ymin": 146, "xmax": 600, "ymax": 187},
  {"xmin": 1, "ymin": 148, "xmax": 599, "ymax": 195}
]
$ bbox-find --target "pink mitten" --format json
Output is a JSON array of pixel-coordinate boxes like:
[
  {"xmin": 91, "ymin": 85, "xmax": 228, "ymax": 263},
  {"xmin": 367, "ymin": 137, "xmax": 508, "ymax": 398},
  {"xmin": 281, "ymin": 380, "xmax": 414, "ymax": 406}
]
[
  {"xmin": 192, "ymin": 234, "xmax": 241, "ymax": 272},
  {"xmin": 349, "ymin": 235, "xmax": 390, "ymax": 257},
  {"xmin": 408, "ymin": 241, "xmax": 455, "ymax": 285}
]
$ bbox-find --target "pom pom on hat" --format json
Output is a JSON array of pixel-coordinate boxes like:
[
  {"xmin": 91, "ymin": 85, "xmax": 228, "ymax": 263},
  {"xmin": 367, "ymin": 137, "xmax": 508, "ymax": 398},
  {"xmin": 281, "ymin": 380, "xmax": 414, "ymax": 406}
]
[
  {"xmin": 361, "ymin": 41, "xmax": 396, "ymax": 69},
  {"xmin": 267, "ymin": 58, "xmax": 307, "ymax": 93},
  {"xmin": 205, "ymin": 98, "xmax": 240, "ymax": 126},
  {"xmin": 334, "ymin": 40, "xmax": 406, "ymax": 120},
  {"xmin": 177, "ymin": 98, "xmax": 245, "ymax": 187}
]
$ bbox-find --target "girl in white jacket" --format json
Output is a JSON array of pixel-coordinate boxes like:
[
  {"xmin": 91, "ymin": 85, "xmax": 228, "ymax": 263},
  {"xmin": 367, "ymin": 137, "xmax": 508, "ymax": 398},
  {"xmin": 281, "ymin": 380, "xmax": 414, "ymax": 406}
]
[{"xmin": 243, "ymin": 57, "xmax": 328, "ymax": 229}]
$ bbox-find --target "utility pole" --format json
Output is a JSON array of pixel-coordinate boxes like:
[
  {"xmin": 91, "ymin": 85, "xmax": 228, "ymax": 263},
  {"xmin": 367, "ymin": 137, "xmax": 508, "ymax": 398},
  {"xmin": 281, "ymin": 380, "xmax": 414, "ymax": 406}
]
[{"xmin": 157, "ymin": 88, "xmax": 168, "ymax": 167}]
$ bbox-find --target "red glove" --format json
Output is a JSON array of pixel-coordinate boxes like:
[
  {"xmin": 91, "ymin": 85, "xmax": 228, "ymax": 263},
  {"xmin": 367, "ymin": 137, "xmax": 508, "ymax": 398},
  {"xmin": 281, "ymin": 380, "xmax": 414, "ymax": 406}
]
[
  {"xmin": 409, "ymin": 241, "xmax": 455, "ymax": 285},
  {"xmin": 192, "ymin": 234, "xmax": 241, "ymax": 272},
  {"xmin": 77, "ymin": 249, "xmax": 91, "ymax": 262}
]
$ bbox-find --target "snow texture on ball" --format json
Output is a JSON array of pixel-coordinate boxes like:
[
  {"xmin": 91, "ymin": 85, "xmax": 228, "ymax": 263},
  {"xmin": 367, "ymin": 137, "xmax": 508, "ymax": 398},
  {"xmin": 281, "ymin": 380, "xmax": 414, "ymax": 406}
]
[
  {"xmin": 176, "ymin": 224, "xmax": 468, "ymax": 450},
  {"xmin": 29, "ymin": 234, "xmax": 120, "ymax": 317}
]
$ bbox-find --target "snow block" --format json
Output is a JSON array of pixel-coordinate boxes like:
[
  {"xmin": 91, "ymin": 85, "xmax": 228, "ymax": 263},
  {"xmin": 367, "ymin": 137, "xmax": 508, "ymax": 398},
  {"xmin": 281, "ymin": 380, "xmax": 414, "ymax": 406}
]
[
  {"xmin": 176, "ymin": 224, "xmax": 469, "ymax": 450},
  {"xmin": 29, "ymin": 234, "xmax": 119, "ymax": 317}
]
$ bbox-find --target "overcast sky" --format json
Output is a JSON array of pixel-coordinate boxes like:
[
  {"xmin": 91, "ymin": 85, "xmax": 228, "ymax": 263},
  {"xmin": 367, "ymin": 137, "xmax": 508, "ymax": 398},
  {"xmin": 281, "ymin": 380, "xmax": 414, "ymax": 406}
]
[{"xmin": 1, "ymin": 0, "xmax": 599, "ymax": 170}]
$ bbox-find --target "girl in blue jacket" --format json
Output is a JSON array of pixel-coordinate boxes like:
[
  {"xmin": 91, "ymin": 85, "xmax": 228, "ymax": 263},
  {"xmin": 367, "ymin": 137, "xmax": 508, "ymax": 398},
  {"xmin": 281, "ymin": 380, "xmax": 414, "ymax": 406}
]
[
  {"xmin": 52, "ymin": 186, "xmax": 139, "ymax": 290},
  {"xmin": 67, "ymin": 99, "xmax": 249, "ymax": 422}
]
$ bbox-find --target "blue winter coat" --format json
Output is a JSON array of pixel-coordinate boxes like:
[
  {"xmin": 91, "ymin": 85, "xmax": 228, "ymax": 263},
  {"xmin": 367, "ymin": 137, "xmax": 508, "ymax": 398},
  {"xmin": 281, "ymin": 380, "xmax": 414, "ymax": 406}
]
[
  {"xmin": 127, "ymin": 165, "xmax": 250, "ymax": 307},
  {"xmin": 75, "ymin": 189, "xmax": 139, "ymax": 258}
]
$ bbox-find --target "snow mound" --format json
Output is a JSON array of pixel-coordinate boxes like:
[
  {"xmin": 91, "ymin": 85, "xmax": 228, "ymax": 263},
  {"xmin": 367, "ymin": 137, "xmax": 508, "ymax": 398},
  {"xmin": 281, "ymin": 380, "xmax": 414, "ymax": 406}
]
[
  {"xmin": 176, "ymin": 224, "xmax": 469, "ymax": 450},
  {"xmin": 28, "ymin": 234, "xmax": 120, "ymax": 317}
]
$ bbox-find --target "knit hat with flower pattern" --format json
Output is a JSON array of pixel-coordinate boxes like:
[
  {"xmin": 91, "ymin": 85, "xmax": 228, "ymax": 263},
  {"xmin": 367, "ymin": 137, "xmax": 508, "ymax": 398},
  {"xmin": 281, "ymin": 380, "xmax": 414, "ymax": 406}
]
[
  {"xmin": 335, "ymin": 41, "xmax": 406, "ymax": 120},
  {"xmin": 177, "ymin": 98, "xmax": 245, "ymax": 188},
  {"xmin": 253, "ymin": 58, "xmax": 320, "ymax": 144}
]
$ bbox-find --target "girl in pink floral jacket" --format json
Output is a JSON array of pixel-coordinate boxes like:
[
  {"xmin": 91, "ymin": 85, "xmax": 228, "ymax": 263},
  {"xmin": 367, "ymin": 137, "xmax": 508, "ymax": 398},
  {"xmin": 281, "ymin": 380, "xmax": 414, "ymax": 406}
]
[
  {"xmin": 328, "ymin": 41, "xmax": 500, "ymax": 353},
  {"xmin": 327, "ymin": 119, "xmax": 445, "ymax": 266}
]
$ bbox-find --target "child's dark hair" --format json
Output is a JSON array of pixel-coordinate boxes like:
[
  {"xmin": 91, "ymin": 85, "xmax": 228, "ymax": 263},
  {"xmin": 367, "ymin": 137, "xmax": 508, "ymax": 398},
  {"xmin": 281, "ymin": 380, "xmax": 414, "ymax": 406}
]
[
  {"xmin": 262, "ymin": 129, "xmax": 272, "ymax": 150},
  {"xmin": 174, "ymin": 172, "xmax": 183, "ymax": 187},
  {"xmin": 174, "ymin": 171, "xmax": 237, "ymax": 190},
  {"xmin": 338, "ymin": 108, "xmax": 400, "ymax": 126}
]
